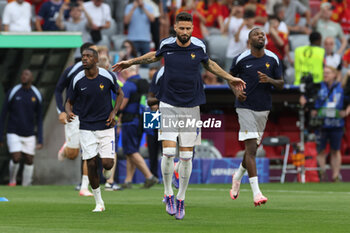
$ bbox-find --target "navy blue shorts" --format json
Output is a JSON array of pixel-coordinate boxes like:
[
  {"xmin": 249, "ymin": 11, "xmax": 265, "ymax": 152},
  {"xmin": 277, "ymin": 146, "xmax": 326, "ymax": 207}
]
[
  {"xmin": 122, "ymin": 123, "xmax": 141, "ymax": 155},
  {"xmin": 317, "ymin": 128, "xmax": 344, "ymax": 151}
]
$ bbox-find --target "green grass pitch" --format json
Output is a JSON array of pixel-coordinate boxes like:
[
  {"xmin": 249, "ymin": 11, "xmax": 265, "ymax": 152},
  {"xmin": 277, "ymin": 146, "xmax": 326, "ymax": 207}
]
[{"xmin": 0, "ymin": 183, "xmax": 349, "ymax": 233}]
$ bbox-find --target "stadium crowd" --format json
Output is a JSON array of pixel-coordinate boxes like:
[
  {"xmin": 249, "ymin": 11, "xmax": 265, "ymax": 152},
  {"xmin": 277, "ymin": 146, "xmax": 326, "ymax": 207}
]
[{"xmin": 2, "ymin": 0, "xmax": 350, "ymax": 187}]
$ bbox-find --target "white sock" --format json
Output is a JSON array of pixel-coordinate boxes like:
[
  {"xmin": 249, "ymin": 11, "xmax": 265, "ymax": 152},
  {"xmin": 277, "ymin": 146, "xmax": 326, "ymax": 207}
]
[
  {"xmin": 92, "ymin": 187, "xmax": 104, "ymax": 205},
  {"xmin": 161, "ymin": 155, "xmax": 174, "ymax": 196},
  {"xmin": 233, "ymin": 163, "xmax": 246, "ymax": 181},
  {"xmin": 81, "ymin": 175, "xmax": 89, "ymax": 191},
  {"xmin": 249, "ymin": 176, "xmax": 261, "ymax": 197},
  {"xmin": 177, "ymin": 159, "xmax": 192, "ymax": 201},
  {"xmin": 174, "ymin": 160, "xmax": 181, "ymax": 173},
  {"xmin": 22, "ymin": 164, "xmax": 34, "ymax": 186},
  {"xmin": 9, "ymin": 160, "xmax": 20, "ymax": 184}
]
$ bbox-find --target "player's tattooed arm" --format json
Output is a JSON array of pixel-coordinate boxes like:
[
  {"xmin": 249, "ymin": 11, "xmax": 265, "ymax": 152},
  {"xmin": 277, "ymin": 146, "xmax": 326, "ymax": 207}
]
[
  {"xmin": 203, "ymin": 59, "xmax": 246, "ymax": 90},
  {"xmin": 112, "ymin": 52, "xmax": 162, "ymax": 72}
]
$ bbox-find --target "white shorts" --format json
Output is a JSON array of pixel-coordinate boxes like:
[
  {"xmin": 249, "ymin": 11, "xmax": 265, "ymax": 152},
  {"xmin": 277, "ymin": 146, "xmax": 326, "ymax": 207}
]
[
  {"xmin": 158, "ymin": 101, "xmax": 201, "ymax": 147},
  {"xmin": 236, "ymin": 108, "xmax": 269, "ymax": 145},
  {"xmin": 6, "ymin": 133, "xmax": 36, "ymax": 155},
  {"xmin": 79, "ymin": 128, "xmax": 115, "ymax": 160},
  {"xmin": 65, "ymin": 116, "xmax": 80, "ymax": 149}
]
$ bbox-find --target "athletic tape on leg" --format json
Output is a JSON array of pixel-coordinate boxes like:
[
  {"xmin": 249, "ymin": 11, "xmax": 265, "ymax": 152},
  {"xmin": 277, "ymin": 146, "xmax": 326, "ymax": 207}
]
[
  {"xmin": 179, "ymin": 151, "xmax": 193, "ymax": 160},
  {"xmin": 163, "ymin": 147, "xmax": 176, "ymax": 157}
]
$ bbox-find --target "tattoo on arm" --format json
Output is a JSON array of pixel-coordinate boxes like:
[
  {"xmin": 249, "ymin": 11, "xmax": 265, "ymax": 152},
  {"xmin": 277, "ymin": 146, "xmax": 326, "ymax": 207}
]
[{"xmin": 132, "ymin": 52, "xmax": 162, "ymax": 65}]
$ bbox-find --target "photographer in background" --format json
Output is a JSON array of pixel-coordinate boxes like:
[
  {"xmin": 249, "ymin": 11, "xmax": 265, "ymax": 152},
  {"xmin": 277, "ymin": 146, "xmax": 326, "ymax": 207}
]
[{"xmin": 312, "ymin": 66, "xmax": 350, "ymax": 182}]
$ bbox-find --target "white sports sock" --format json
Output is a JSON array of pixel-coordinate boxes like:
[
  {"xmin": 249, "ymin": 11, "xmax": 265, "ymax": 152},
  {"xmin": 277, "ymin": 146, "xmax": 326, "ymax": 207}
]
[
  {"xmin": 177, "ymin": 159, "xmax": 192, "ymax": 201},
  {"xmin": 92, "ymin": 187, "xmax": 104, "ymax": 205},
  {"xmin": 233, "ymin": 163, "xmax": 246, "ymax": 181},
  {"xmin": 22, "ymin": 164, "xmax": 34, "ymax": 186},
  {"xmin": 249, "ymin": 176, "xmax": 261, "ymax": 197},
  {"xmin": 161, "ymin": 155, "xmax": 174, "ymax": 196},
  {"xmin": 81, "ymin": 175, "xmax": 89, "ymax": 191},
  {"xmin": 174, "ymin": 160, "xmax": 181, "ymax": 173},
  {"xmin": 9, "ymin": 160, "xmax": 19, "ymax": 184}
]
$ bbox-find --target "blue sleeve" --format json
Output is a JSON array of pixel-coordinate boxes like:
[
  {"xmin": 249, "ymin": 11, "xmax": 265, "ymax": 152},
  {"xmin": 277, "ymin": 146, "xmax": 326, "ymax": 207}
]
[
  {"xmin": 156, "ymin": 38, "xmax": 169, "ymax": 57},
  {"xmin": 273, "ymin": 59, "xmax": 283, "ymax": 79},
  {"xmin": 36, "ymin": 95, "xmax": 43, "ymax": 144},
  {"xmin": 314, "ymin": 87, "xmax": 323, "ymax": 109},
  {"xmin": 67, "ymin": 78, "xmax": 78, "ymax": 103},
  {"xmin": 0, "ymin": 92, "xmax": 10, "ymax": 143},
  {"xmin": 55, "ymin": 66, "xmax": 72, "ymax": 114},
  {"xmin": 109, "ymin": 71, "xmax": 119, "ymax": 93},
  {"xmin": 201, "ymin": 49, "xmax": 209, "ymax": 65},
  {"xmin": 229, "ymin": 56, "xmax": 239, "ymax": 76},
  {"xmin": 122, "ymin": 82, "xmax": 136, "ymax": 99},
  {"xmin": 124, "ymin": 4, "xmax": 132, "ymax": 15},
  {"xmin": 38, "ymin": 2, "xmax": 48, "ymax": 18}
]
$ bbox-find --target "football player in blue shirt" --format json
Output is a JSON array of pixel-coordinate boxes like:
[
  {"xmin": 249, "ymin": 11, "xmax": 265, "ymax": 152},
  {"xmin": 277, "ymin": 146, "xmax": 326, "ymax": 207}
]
[
  {"xmin": 113, "ymin": 12, "xmax": 245, "ymax": 220},
  {"xmin": 66, "ymin": 48, "xmax": 124, "ymax": 212},
  {"xmin": 0, "ymin": 69, "xmax": 43, "ymax": 186},
  {"xmin": 229, "ymin": 27, "xmax": 284, "ymax": 207},
  {"xmin": 55, "ymin": 42, "xmax": 97, "ymax": 197}
]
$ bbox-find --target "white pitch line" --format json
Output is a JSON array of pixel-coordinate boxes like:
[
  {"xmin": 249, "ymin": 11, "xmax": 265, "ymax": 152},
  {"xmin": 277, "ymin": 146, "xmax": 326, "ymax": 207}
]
[{"xmin": 152, "ymin": 186, "xmax": 350, "ymax": 195}]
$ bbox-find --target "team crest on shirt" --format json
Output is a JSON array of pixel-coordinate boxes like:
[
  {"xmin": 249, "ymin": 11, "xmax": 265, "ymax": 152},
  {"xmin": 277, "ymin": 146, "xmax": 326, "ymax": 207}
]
[
  {"xmin": 265, "ymin": 62, "xmax": 270, "ymax": 69},
  {"xmin": 99, "ymin": 83, "xmax": 104, "ymax": 91},
  {"xmin": 191, "ymin": 52, "xmax": 196, "ymax": 59},
  {"xmin": 31, "ymin": 96, "xmax": 36, "ymax": 102}
]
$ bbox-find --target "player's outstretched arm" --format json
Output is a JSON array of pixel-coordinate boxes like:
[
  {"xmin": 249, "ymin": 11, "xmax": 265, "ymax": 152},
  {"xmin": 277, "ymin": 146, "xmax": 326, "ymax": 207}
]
[
  {"xmin": 203, "ymin": 59, "xmax": 246, "ymax": 91},
  {"xmin": 112, "ymin": 51, "xmax": 162, "ymax": 72}
]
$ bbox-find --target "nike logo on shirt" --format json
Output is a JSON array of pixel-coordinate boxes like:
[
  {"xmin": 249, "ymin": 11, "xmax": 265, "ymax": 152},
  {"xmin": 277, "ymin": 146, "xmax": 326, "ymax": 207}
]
[
  {"xmin": 246, "ymin": 65, "xmax": 253, "ymax": 68},
  {"xmin": 167, "ymin": 52, "xmax": 174, "ymax": 55},
  {"xmin": 81, "ymin": 87, "xmax": 87, "ymax": 91}
]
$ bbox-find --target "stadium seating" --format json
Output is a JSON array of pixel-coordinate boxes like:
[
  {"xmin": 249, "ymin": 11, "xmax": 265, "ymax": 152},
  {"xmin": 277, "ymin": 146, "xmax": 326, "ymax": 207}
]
[{"xmin": 205, "ymin": 34, "xmax": 229, "ymax": 69}]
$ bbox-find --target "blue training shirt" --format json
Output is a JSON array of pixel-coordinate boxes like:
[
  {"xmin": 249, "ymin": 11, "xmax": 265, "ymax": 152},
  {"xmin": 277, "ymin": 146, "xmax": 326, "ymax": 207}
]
[
  {"xmin": 155, "ymin": 37, "xmax": 209, "ymax": 107},
  {"xmin": 149, "ymin": 67, "xmax": 164, "ymax": 96},
  {"xmin": 67, "ymin": 68, "xmax": 119, "ymax": 131},
  {"xmin": 122, "ymin": 75, "xmax": 141, "ymax": 115},
  {"xmin": 55, "ymin": 61, "xmax": 84, "ymax": 115},
  {"xmin": 230, "ymin": 49, "xmax": 283, "ymax": 111},
  {"xmin": 0, "ymin": 85, "xmax": 43, "ymax": 143}
]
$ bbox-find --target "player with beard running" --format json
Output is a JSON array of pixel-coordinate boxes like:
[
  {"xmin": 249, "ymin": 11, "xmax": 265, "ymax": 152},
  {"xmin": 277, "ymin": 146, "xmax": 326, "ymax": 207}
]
[{"xmin": 113, "ymin": 12, "xmax": 245, "ymax": 220}]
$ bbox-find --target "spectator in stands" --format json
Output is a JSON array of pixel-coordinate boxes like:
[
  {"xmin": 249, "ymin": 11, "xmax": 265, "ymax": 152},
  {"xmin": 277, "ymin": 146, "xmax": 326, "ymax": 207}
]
[
  {"xmin": 265, "ymin": 15, "xmax": 289, "ymax": 63},
  {"xmin": 36, "ymin": 0, "xmax": 63, "ymax": 31},
  {"xmin": 145, "ymin": 0, "xmax": 161, "ymax": 50},
  {"xmin": 294, "ymin": 31, "xmax": 325, "ymax": 85},
  {"xmin": 312, "ymin": 66, "xmax": 350, "ymax": 182},
  {"xmin": 220, "ymin": 0, "xmax": 234, "ymax": 20},
  {"xmin": 265, "ymin": 0, "xmax": 282, "ymax": 16},
  {"xmin": 0, "ymin": 69, "xmax": 43, "ymax": 186},
  {"xmin": 311, "ymin": 2, "xmax": 347, "ymax": 54},
  {"xmin": 234, "ymin": 9, "xmax": 256, "ymax": 54},
  {"xmin": 119, "ymin": 40, "xmax": 138, "ymax": 61},
  {"xmin": 324, "ymin": 37, "xmax": 342, "ymax": 81},
  {"xmin": 201, "ymin": 0, "xmax": 225, "ymax": 33},
  {"xmin": 124, "ymin": 0, "xmax": 155, "ymax": 56},
  {"xmin": 83, "ymin": 0, "xmax": 112, "ymax": 44},
  {"xmin": 263, "ymin": 3, "xmax": 288, "ymax": 35},
  {"xmin": 176, "ymin": 0, "xmax": 206, "ymax": 39},
  {"xmin": 119, "ymin": 64, "xmax": 158, "ymax": 189},
  {"xmin": 223, "ymin": 0, "xmax": 244, "ymax": 71},
  {"xmin": 282, "ymin": 0, "xmax": 311, "ymax": 35},
  {"xmin": 114, "ymin": 0, "xmax": 128, "ymax": 34},
  {"xmin": 245, "ymin": 0, "xmax": 267, "ymax": 26},
  {"xmin": 203, "ymin": 70, "xmax": 224, "ymax": 85},
  {"xmin": 343, "ymin": 38, "xmax": 350, "ymax": 68},
  {"xmin": 2, "ymin": 0, "xmax": 32, "ymax": 32},
  {"xmin": 56, "ymin": 1, "xmax": 93, "ymax": 60}
]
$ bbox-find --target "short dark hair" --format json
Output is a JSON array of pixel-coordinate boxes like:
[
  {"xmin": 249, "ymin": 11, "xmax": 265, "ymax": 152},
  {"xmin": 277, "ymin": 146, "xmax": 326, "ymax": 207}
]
[
  {"xmin": 243, "ymin": 9, "xmax": 255, "ymax": 19},
  {"xmin": 309, "ymin": 31, "xmax": 322, "ymax": 44},
  {"xmin": 83, "ymin": 48, "xmax": 98, "ymax": 59},
  {"xmin": 80, "ymin": 42, "xmax": 95, "ymax": 54},
  {"xmin": 268, "ymin": 15, "xmax": 280, "ymax": 22},
  {"xmin": 248, "ymin": 27, "xmax": 262, "ymax": 39},
  {"xmin": 175, "ymin": 12, "xmax": 193, "ymax": 23}
]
